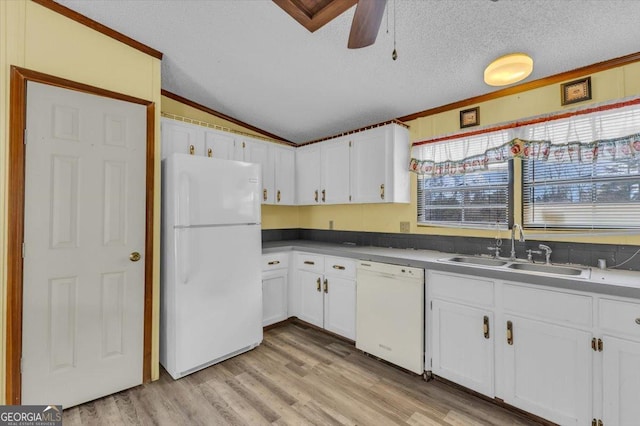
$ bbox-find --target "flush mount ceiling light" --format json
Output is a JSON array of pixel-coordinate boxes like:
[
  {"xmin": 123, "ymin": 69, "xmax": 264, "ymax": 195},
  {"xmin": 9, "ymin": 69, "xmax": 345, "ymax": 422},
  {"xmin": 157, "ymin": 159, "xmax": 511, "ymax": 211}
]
[{"xmin": 484, "ymin": 53, "xmax": 533, "ymax": 86}]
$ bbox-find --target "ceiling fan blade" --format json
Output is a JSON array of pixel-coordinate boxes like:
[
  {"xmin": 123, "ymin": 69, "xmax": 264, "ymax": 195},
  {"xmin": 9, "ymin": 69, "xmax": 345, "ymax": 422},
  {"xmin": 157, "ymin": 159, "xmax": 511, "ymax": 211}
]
[{"xmin": 348, "ymin": 0, "xmax": 388, "ymax": 49}]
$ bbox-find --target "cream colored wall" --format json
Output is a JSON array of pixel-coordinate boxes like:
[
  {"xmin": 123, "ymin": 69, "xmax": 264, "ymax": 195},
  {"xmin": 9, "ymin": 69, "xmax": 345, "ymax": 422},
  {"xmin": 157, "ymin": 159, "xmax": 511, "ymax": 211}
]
[
  {"xmin": 161, "ymin": 95, "xmax": 301, "ymax": 230},
  {"xmin": 0, "ymin": 0, "xmax": 163, "ymax": 403},
  {"xmin": 298, "ymin": 63, "xmax": 640, "ymax": 246}
]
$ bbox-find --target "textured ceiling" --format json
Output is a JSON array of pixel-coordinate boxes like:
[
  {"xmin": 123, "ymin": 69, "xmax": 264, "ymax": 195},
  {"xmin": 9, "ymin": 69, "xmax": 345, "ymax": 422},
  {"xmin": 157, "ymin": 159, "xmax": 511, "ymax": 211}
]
[{"xmin": 57, "ymin": 0, "xmax": 640, "ymax": 143}]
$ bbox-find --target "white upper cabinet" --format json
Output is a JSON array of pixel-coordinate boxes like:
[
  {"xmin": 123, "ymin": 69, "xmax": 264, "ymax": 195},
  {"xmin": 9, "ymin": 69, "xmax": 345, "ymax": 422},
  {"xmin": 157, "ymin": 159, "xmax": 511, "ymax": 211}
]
[
  {"xmin": 238, "ymin": 138, "xmax": 296, "ymax": 205},
  {"xmin": 238, "ymin": 138, "xmax": 275, "ymax": 203},
  {"xmin": 320, "ymin": 136, "xmax": 351, "ymax": 204},
  {"xmin": 204, "ymin": 129, "xmax": 236, "ymax": 160},
  {"xmin": 350, "ymin": 123, "xmax": 410, "ymax": 204},
  {"xmin": 161, "ymin": 118, "xmax": 205, "ymax": 159},
  {"xmin": 162, "ymin": 117, "xmax": 409, "ymax": 206},
  {"xmin": 295, "ymin": 144, "xmax": 321, "ymax": 205},
  {"xmin": 273, "ymin": 145, "xmax": 295, "ymax": 205}
]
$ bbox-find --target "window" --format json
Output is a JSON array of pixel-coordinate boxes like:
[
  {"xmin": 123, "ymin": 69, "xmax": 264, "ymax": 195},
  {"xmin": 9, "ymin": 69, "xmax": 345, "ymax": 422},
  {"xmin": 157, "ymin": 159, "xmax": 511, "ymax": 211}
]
[
  {"xmin": 418, "ymin": 162, "xmax": 510, "ymax": 228},
  {"xmin": 413, "ymin": 130, "xmax": 513, "ymax": 228},
  {"xmin": 523, "ymin": 143, "xmax": 640, "ymax": 229}
]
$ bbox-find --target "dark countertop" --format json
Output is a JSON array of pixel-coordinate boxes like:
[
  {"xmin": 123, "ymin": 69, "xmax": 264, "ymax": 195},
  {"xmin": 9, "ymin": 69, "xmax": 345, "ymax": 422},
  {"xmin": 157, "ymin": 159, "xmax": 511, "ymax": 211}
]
[{"xmin": 263, "ymin": 240, "xmax": 640, "ymax": 299}]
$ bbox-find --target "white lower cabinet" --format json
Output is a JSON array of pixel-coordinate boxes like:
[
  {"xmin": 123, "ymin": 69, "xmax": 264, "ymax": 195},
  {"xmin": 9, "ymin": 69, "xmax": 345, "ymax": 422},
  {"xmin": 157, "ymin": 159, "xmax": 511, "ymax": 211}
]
[
  {"xmin": 262, "ymin": 270, "xmax": 288, "ymax": 327},
  {"xmin": 429, "ymin": 271, "xmax": 495, "ymax": 397},
  {"xmin": 427, "ymin": 271, "xmax": 632, "ymax": 425},
  {"xmin": 602, "ymin": 336, "xmax": 640, "ymax": 426},
  {"xmin": 432, "ymin": 300, "xmax": 494, "ymax": 397},
  {"xmin": 296, "ymin": 253, "xmax": 356, "ymax": 340},
  {"xmin": 261, "ymin": 253, "xmax": 289, "ymax": 327},
  {"xmin": 501, "ymin": 315, "xmax": 593, "ymax": 426}
]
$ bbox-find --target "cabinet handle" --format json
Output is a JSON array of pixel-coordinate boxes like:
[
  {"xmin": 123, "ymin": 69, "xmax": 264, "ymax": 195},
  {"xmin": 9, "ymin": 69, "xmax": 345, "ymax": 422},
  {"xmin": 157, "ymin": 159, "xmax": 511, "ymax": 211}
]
[
  {"xmin": 506, "ymin": 321, "xmax": 513, "ymax": 345},
  {"xmin": 380, "ymin": 183, "xmax": 385, "ymax": 200},
  {"xmin": 277, "ymin": 190, "xmax": 281, "ymax": 203},
  {"xmin": 304, "ymin": 261, "xmax": 315, "ymax": 265},
  {"xmin": 322, "ymin": 189, "xmax": 326, "ymax": 203},
  {"xmin": 316, "ymin": 277, "xmax": 321, "ymax": 292},
  {"xmin": 635, "ymin": 318, "xmax": 640, "ymax": 325},
  {"xmin": 597, "ymin": 338, "xmax": 603, "ymax": 352},
  {"xmin": 207, "ymin": 148, "xmax": 213, "ymax": 157},
  {"xmin": 332, "ymin": 265, "xmax": 345, "ymax": 270},
  {"xmin": 483, "ymin": 316, "xmax": 490, "ymax": 339},
  {"xmin": 263, "ymin": 189, "xmax": 268, "ymax": 201},
  {"xmin": 592, "ymin": 338, "xmax": 597, "ymax": 351},
  {"xmin": 323, "ymin": 278, "xmax": 328, "ymax": 293},
  {"xmin": 267, "ymin": 260, "xmax": 280, "ymax": 265},
  {"xmin": 189, "ymin": 144, "xmax": 195, "ymax": 155},
  {"xmin": 314, "ymin": 190, "xmax": 318, "ymax": 202}
]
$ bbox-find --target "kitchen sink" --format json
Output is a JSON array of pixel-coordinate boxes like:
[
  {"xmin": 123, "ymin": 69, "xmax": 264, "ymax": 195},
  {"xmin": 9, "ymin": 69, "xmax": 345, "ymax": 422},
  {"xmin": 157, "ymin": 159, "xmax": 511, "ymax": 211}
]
[
  {"xmin": 446, "ymin": 256, "xmax": 509, "ymax": 267},
  {"xmin": 507, "ymin": 262, "xmax": 584, "ymax": 276}
]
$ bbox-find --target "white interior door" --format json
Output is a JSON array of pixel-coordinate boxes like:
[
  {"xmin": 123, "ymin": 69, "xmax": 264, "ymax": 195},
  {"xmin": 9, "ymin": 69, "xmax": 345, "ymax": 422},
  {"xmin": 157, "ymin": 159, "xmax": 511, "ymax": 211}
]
[{"xmin": 22, "ymin": 82, "xmax": 147, "ymax": 408}]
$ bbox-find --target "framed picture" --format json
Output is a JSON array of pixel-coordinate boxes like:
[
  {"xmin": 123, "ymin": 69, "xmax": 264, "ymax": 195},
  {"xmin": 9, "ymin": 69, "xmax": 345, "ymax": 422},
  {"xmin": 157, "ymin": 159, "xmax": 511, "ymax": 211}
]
[
  {"xmin": 460, "ymin": 107, "xmax": 480, "ymax": 128},
  {"xmin": 561, "ymin": 77, "xmax": 592, "ymax": 105}
]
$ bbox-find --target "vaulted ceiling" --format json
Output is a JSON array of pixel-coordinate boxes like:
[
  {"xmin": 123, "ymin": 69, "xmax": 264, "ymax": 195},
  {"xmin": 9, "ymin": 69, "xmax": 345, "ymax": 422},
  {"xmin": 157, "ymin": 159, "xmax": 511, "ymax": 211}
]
[{"xmin": 57, "ymin": 0, "xmax": 640, "ymax": 143}]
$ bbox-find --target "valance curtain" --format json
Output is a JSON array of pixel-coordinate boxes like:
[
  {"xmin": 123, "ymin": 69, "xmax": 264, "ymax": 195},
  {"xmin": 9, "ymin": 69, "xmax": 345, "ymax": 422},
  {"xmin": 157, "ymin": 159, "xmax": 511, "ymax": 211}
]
[{"xmin": 409, "ymin": 98, "xmax": 640, "ymax": 175}]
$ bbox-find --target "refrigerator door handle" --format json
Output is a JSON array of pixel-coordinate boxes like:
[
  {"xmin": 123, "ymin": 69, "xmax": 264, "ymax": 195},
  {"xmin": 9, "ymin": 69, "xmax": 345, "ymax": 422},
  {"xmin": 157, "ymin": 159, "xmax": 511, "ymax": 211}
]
[
  {"xmin": 178, "ymin": 172, "xmax": 190, "ymax": 226},
  {"xmin": 177, "ymin": 229, "xmax": 190, "ymax": 284}
]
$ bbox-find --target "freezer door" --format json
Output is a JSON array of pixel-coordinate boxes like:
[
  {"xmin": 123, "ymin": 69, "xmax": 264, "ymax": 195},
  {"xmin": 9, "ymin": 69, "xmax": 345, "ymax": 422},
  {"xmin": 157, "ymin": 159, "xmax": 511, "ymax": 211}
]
[
  {"xmin": 172, "ymin": 224, "xmax": 263, "ymax": 375},
  {"xmin": 163, "ymin": 153, "xmax": 261, "ymax": 227}
]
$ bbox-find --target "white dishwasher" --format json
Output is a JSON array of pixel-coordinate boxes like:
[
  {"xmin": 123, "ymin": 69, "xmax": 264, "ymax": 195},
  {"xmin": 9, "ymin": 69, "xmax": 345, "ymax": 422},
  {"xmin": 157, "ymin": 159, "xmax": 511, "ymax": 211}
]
[{"xmin": 356, "ymin": 261, "xmax": 425, "ymax": 374}]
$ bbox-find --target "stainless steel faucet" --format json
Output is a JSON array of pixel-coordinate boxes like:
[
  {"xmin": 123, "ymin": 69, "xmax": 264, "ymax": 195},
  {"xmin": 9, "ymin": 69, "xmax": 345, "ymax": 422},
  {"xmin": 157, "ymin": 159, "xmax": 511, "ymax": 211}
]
[
  {"xmin": 510, "ymin": 224, "xmax": 525, "ymax": 260},
  {"xmin": 538, "ymin": 244, "xmax": 552, "ymax": 264}
]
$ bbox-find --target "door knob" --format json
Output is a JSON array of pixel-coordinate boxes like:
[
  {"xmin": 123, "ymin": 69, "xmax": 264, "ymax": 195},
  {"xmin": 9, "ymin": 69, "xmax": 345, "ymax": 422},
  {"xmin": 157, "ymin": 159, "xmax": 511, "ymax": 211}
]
[{"xmin": 130, "ymin": 252, "xmax": 141, "ymax": 262}]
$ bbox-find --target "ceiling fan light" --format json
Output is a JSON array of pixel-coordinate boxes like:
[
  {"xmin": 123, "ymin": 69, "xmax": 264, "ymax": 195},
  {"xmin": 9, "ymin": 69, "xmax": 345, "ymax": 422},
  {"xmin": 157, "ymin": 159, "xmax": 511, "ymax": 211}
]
[{"xmin": 484, "ymin": 53, "xmax": 533, "ymax": 86}]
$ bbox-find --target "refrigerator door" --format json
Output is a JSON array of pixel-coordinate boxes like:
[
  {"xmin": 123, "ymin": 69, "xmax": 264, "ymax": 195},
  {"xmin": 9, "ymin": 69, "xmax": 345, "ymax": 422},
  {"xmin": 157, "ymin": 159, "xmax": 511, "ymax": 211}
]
[
  {"xmin": 171, "ymin": 224, "xmax": 262, "ymax": 377},
  {"xmin": 164, "ymin": 153, "xmax": 261, "ymax": 227}
]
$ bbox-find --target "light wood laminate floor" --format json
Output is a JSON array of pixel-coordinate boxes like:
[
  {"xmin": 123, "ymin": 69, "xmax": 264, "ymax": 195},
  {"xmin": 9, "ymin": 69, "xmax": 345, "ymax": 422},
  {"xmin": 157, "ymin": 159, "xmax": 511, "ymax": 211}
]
[{"xmin": 63, "ymin": 321, "xmax": 542, "ymax": 425}]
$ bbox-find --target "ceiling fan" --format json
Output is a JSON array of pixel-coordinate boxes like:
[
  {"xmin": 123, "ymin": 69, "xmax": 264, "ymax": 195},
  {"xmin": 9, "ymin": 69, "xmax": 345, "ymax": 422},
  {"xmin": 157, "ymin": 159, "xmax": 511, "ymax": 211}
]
[{"xmin": 273, "ymin": 0, "xmax": 388, "ymax": 49}]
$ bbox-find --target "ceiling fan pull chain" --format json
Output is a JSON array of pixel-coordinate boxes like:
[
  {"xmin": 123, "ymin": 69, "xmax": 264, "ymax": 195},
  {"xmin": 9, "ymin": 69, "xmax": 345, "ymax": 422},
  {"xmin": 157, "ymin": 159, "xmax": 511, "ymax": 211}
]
[{"xmin": 392, "ymin": 0, "xmax": 398, "ymax": 61}]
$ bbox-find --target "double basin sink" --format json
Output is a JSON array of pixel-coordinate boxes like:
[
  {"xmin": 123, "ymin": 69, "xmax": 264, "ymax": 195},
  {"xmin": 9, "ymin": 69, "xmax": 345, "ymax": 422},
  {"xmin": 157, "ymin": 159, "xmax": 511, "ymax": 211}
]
[{"xmin": 443, "ymin": 256, "xmax": 590, "ymax": 278}]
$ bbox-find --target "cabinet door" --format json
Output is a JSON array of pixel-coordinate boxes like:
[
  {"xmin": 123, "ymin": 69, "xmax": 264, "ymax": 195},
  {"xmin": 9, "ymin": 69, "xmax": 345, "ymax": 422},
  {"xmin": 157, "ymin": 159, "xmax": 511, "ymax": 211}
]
[
  {"xmin": 320, "ymin": 138, "xmax": 351, "ymax": 204},
  {"xmin": 243, "ymin": 139, "xmax": 274, "ymax": 204},
  {"xmin": 204, "ymin": 130, "xmax": 235, "ymax": 160},
  {"xmin": 350, "ymin": 127, "xmax": 388, "ymax": 203},
  {"xmin": 295, "ymin": 145, "xmax": 321, "ymax": 205},
  {"xmin": 298, "ymin": 270, "xmax": 324, "ymax": 328},
  {"xmin": 161, "ymin": 119, "xmax": 204, "ymax": 159},
  {"xmin": 502, "ymin": 315, "xmax": 592, "ymax": 426},
  {"xmin": 262, "ymin": 270, "xmax": 288, "ymax": 327},
  {"xmin": 602, "ymin": 335, "xmax": 640, "ymax": 426},
  {"xmin": 323, "ymin": 276, "xmax": 356, "ymax": 340},
  {"xmin": 431, "ymin": 300, "xmax": 494, "ymax": 397},
  {"xmin": 273, "ymin": 146, "xmax": 295, "ymax": 205}
]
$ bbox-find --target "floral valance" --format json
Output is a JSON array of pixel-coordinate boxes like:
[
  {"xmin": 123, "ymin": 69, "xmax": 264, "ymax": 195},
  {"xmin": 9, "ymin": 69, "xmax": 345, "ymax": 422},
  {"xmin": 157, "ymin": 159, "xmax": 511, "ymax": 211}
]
[
  {"xmin": 410, "ymin": 133, "xmax": 640, "ymax": 176},
  {"xmin": 410, "ymin": 98, "xmax": 640, "ymax": 176}
]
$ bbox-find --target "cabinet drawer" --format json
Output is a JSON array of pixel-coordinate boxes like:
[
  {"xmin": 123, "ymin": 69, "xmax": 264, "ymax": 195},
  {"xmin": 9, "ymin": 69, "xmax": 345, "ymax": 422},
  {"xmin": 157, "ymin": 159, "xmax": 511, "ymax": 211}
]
[
  {"xmin": 262, "ymin": 252, "xmax": 289, "ymax": 271},
  {"xmin": 324, "ymin": 256, "xmax": 356, "ymax": 279},
  {"xmin": 296, "ymin": 252, "xmax": 324, "ymax": 273},
  {"xmin": 429, "ymin": 271, "xmax": 494, "ymax": 307},
  {"xmin": 503, "ymin": 284, "xmax": 592, "ymax": 328},
  {"xmin": 600, "ymin": 298, "xmax": 640, "ymax": 339}
]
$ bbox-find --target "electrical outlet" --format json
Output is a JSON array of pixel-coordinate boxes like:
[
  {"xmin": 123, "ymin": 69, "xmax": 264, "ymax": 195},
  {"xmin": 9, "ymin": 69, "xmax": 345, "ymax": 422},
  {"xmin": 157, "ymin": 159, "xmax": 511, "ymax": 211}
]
[
  {"xmin": 329, "ymin": 220, "xmax": 334, "ymax": 230},
  {"xmin": 400, "ymin": 221, "xmax": 410, "ymax": 233}
]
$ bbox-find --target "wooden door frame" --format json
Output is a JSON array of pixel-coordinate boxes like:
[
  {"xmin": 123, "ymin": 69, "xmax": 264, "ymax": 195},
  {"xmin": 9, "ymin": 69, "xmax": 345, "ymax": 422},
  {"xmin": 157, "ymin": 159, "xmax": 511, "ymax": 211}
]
[{"xmin": 6, "ymin": 66, "xmax": 155, "ymax": 404}]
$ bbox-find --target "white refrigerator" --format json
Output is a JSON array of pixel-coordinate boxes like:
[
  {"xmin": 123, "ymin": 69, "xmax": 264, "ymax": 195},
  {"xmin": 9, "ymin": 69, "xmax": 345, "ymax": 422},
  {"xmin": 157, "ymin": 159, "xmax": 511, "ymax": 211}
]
[{"xmin": 160, "ymin": 153, "xmax": 263, "ymax": 379}]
